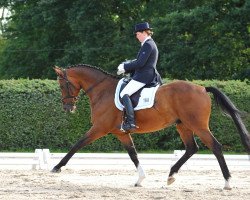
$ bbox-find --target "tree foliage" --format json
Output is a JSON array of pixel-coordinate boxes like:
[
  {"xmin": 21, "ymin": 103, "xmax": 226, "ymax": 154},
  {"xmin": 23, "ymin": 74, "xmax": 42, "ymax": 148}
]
[
  {"xmin": 155, "ymin": 0, "xmax": 250, "ymax": 80},
  {"xmin": 0, "ymin": 0, "xmax": 249, "ymax": 80}
]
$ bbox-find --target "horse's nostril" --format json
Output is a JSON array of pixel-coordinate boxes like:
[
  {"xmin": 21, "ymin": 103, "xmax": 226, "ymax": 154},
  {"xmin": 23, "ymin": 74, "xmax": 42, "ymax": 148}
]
[{"xmin": 63, "ymin": 104, "xmax": 76, "ymax": 113}]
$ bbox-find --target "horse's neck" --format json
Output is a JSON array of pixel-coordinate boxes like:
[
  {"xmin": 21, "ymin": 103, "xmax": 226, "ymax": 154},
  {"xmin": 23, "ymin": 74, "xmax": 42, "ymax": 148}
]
[
  {"xmin": 74, "ymin": 68, "xmax": 104, "ymax": 89},
  {"xmin": 77, "ymin": 69, "xmax": 118, "ymax": 101}
]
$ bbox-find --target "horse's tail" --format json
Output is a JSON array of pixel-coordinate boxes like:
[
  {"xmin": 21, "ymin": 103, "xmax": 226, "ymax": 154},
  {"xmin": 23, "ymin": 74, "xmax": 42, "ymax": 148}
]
[{"xmin": 206, "ymin": 86, "xmax": 250, "ymax": 153}]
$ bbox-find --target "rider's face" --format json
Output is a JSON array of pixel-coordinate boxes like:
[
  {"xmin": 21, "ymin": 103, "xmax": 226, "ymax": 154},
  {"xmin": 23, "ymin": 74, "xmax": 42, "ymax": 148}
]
[{"xmin": 135, "ymin": 31, "xmax": 147, "ymax": 43}]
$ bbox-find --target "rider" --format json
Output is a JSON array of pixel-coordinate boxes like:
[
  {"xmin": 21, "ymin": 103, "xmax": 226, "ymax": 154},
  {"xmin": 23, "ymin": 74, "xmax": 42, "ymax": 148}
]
[{"xmin": 117, "ymin": 22, "xmax": 162, "ymax": 132}]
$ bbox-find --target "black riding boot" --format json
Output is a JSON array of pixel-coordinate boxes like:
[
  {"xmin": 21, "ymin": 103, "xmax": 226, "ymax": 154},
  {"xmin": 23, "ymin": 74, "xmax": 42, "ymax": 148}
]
[{"xmin": 121, "ymin": 94, "xmax": 137, "ymax": 132}]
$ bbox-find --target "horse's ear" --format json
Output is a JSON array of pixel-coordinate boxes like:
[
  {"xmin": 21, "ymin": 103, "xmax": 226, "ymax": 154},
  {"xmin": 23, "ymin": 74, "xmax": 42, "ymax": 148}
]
[{"xmin": 54, "ymin": 66, "xmax": 64, "ymax": 77}]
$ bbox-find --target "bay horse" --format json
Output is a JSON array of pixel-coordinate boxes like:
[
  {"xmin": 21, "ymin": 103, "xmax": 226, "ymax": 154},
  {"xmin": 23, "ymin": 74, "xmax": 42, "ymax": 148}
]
[{"xmin": 53, "ymin": 64, "xmax": 250, "ymax": 190}]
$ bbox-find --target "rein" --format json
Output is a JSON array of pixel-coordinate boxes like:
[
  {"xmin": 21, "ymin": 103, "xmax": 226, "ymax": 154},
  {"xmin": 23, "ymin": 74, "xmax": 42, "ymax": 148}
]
[{"xmin": 81, "ymin": 77, "xmax": 107, "ymax": 96}]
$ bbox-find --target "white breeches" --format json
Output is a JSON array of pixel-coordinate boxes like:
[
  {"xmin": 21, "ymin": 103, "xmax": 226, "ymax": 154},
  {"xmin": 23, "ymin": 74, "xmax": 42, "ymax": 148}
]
[{"xmin": 120, "ymin": 79, "xmax": 146, "ymax": 98}]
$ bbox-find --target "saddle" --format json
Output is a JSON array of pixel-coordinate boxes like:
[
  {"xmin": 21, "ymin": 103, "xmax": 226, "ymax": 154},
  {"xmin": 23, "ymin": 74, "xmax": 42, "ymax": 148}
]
[{"xmin": 114, "ymin": 78, "xmax": 160, "ymax": 111}]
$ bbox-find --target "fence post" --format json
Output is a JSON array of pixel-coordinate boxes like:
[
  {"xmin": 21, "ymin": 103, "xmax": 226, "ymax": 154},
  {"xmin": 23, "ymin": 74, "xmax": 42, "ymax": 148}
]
[
  {"xmin": 32, "ymin": 149, "xmax": 44, "ymax": 170},
  {"xmin": 43, "ymin": 149, "xmax": 51, "ymax": 170}
]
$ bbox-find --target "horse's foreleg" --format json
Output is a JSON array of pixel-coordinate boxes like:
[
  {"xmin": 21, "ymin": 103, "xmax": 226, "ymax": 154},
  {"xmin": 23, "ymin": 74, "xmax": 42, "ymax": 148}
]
[
  {"xmin": 116, "ymin": 133, "xmax": 146, "ymax": 187},
  {"xmin": 168, "ymin": 123, "xmax": 199, "ymax": 185},
  {"xmin": 51, "ymin": 127, "xmax": 106, "ymax": 173}
]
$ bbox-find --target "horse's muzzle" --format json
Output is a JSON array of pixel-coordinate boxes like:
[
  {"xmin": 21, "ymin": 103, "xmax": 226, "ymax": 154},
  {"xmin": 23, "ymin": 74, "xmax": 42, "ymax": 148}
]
[{"xmin": 63, "ymin": 104, "xmax": 76, "ymax": 113}]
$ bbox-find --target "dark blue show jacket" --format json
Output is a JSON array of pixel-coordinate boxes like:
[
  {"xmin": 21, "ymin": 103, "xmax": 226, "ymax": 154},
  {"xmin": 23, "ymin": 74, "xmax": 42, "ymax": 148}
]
[{"xmin": 124, "ymin": 38, "xmax": 159, "ymax": 85}]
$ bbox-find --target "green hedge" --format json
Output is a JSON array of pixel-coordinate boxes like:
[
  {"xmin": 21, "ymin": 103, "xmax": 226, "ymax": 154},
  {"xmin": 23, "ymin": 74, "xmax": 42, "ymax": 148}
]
[{"xmin": 0, "ymin": 79, "xmax": 249, "ymax": 152}]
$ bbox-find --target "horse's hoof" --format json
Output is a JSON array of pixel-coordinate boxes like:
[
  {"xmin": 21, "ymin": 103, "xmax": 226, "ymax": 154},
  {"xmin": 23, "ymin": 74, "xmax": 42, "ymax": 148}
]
[
  {"xmin": 223, "ymin": 186, "xmax": 232, "ymax": 190},
  {"xmin": 223, "ymin": 180, "xmax": 232, "ymax": 190},
  {"xmin": 134, "ymin": 183, "xmax": 142, "ymax": 187},
  {"xmin": 51, "ymin": 167, "xmax": 61, "ymax": 173},
  {"xmin": 167, "ymin": 176, "xmax": 176, "ymax": 185}
]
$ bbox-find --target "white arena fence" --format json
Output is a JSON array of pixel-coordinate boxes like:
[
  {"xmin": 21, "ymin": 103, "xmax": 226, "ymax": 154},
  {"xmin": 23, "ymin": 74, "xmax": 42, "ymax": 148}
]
[{"xmin": 0, "ymin": 149, "xmax": 249, "ymax": 170}]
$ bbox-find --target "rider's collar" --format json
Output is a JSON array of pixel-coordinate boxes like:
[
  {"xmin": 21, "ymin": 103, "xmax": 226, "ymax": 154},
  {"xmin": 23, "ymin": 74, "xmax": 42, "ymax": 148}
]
[{"xmin": 141, "ymin": 36, "xmax": 151, "ymax": 46}]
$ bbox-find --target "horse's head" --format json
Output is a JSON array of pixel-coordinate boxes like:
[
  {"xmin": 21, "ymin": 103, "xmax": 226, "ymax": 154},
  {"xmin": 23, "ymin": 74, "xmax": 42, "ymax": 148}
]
[{"xmin": 54, "ymin": 67, "xmax": 81, "ymax": 113}]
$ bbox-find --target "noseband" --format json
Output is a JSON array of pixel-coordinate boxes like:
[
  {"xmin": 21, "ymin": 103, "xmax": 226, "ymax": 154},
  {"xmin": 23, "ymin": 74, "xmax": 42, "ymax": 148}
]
[{"xmin": 59, "ymin": 71, "xmax": 80, "ymax": 105}]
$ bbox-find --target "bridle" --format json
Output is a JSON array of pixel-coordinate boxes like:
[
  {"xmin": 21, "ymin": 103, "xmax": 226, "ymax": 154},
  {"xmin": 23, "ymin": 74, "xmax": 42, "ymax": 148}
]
[
  {"xmin": 58, "ymin": 70, "xmax": 107, "ymax": 105},
  {"xmin": 59, "ymin": 70, "xmax": 80, "ymax": 105}
]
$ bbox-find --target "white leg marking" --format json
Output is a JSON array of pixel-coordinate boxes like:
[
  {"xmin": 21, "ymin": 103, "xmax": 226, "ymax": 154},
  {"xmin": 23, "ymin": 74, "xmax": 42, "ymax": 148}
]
[
  {"xmin": 224, "ymin": 179, "xmax": 232, "ymax": 190},
  {"xmin": 135, "ymin": 164, "xmax": 146, "ymax": 187}
]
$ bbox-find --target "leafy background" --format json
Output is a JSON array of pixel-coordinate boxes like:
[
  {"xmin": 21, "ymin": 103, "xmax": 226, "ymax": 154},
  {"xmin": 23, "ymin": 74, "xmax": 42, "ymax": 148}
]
[
  {"xmin": 0, "ymin": 79, "xmax": 249, "ymax": 153},
  {"xmin": 0, "ymin": 0, "xmax": 249, "ymax": 80}
]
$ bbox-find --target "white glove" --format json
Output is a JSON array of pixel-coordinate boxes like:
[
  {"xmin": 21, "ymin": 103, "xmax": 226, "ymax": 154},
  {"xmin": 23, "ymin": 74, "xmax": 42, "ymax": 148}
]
[{"xmin": 117, "ymin": 63, "xmax": 125, "ymax": 75}]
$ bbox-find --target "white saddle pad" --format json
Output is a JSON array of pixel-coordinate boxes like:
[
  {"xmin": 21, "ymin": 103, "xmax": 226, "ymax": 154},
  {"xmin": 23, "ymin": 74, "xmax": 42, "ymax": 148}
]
[{"xmin": 114, "ymin": 78, "xmax": 159, "ymax": 111}]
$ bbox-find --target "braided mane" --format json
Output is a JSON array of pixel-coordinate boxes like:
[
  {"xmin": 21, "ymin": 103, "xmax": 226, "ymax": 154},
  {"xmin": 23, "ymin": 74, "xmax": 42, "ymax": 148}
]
[{"xmin": 66, "ymin": 64, "xmax": 119, "ymax": 79}]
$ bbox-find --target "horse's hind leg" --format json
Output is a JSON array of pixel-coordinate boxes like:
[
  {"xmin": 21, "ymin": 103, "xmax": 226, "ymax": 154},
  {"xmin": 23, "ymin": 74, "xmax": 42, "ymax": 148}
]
[
  {"xmin": 116, "ymin": 133, "xmax": 146, "ymax": 187},
  {"xmin": 168, "ymin": 123, "xmax": 199, "ymax": 185},
  {"xmin": 196, "ymin": 129, "xmax": 231, "ymax": 190}
]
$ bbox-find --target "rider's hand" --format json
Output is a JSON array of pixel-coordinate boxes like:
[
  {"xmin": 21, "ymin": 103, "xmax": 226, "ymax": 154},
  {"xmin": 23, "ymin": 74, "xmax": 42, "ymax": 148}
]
[{"xmin": 117, "ymin": 64, "xmax": 125, "ymax": 75}]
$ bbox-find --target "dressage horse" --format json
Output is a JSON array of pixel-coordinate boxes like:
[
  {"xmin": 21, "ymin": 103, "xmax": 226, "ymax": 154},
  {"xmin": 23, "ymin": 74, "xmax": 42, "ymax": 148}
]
[{"xmin": 52, "ymin": 64, "xmax": 250, "ymax": 189}]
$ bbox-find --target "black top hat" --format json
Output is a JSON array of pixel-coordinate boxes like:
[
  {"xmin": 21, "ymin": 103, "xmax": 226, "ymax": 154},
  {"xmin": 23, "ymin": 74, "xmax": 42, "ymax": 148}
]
[{"xmin": 134, "ymin": 22, "xmax": 153, "ymax": 33}]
